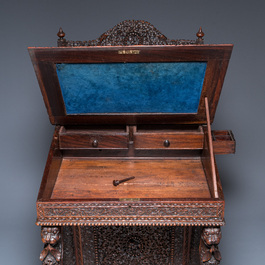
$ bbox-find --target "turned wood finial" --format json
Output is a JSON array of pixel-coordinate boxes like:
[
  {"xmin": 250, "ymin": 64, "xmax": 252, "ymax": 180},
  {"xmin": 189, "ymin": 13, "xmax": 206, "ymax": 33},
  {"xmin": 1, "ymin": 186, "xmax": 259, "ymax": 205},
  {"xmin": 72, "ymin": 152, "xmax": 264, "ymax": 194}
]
[
  {"xmin": 196, "ymin": 27, "xmax": 204, "ymax": 44},
  {"xmin": 57, "ymin": 27, "xmax": 65, "ymax": 39}
]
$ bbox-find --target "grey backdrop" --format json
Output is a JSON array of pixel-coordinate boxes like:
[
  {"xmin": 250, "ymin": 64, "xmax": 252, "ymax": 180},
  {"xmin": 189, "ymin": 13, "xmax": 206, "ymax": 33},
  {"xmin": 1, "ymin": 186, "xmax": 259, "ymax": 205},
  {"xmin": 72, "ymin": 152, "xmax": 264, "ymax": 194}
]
[{"xmin": 1, "ymin": 0, "xmax": 265, "ymax": 264}]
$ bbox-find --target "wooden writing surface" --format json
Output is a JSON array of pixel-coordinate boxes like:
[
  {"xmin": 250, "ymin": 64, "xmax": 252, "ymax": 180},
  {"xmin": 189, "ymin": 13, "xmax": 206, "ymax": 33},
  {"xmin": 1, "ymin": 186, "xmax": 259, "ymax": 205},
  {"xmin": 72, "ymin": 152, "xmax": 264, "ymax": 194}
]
[{"xmin": 51, "ymin": 158, "xmax": 211, "ymax": 199}]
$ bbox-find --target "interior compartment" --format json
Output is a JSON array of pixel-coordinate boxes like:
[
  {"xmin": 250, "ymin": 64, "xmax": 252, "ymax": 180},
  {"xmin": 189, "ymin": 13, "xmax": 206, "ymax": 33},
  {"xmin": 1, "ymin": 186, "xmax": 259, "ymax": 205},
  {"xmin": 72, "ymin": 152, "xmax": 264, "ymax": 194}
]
[
  {"xmin": 212, "ymin": 130, "xmax": 235, "ymax": 154},
  {"xmin": 212, "ymin": 130, "xmax": 233, "ymax": 141},
  {"xmin": 50, "ymin": 158, "xmax": 211, "ymax": 200}
]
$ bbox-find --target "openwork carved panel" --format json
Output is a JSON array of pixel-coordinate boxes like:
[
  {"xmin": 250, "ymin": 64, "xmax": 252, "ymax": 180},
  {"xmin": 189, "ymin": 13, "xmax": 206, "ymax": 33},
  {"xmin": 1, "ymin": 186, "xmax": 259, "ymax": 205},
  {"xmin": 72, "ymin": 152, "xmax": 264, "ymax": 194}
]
[
  {"xmin": 95, "ymin": 226, "xmax": 174, "ymax": 265},
  {"xmin": 81, "ymin": 226, "xmax": 96, "ymax": 264},
  {"xmin": 173, "ymin": 226, "xmax": 184, "ymax": 264},
  {"xmin": 59, "ymin": 226, "xmax": 205, "ymax": 264},
  {"xmin": 57, "ymin": 20, "xmax": 203, "ymax": 47}
]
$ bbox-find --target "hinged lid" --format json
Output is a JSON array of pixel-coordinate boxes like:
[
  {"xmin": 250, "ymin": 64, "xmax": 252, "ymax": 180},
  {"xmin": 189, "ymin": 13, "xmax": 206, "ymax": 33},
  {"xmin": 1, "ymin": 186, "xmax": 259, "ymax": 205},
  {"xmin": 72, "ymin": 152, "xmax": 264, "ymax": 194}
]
[{"xmin": 29, "ymin": 20, "xmax": 233, "ymax": 125}]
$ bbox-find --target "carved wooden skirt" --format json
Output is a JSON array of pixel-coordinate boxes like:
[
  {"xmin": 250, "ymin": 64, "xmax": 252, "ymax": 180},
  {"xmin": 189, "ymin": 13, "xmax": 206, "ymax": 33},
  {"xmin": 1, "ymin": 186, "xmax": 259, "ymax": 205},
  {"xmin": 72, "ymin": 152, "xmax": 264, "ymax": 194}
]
[
  {"xmin": 61, "ymin": 226, "xmax": 202, "ymax": 265},
  {"xmin": 40, "ymin": 224, "xmax": 223, "ymax": 265}
]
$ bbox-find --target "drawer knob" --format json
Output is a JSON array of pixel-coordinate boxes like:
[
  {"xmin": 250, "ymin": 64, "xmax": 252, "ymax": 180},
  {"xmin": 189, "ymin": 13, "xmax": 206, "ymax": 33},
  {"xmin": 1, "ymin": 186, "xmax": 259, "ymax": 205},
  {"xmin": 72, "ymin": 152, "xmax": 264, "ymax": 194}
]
[
  {"xmin": 164, "ymin": 140, "xmax": 170, "ymax": 147},
  {"xmin": 92, "ymin": 139, "xmax": 99, "ymax": 147}
]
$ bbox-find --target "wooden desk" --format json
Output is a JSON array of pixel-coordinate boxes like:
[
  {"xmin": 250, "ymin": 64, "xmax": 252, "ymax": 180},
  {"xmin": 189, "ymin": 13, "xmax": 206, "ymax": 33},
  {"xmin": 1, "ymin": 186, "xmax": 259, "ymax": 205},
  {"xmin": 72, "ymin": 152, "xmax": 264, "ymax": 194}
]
[{"xmin": 29, "ymin": 20, "xmax": 234, "ymax": 265}]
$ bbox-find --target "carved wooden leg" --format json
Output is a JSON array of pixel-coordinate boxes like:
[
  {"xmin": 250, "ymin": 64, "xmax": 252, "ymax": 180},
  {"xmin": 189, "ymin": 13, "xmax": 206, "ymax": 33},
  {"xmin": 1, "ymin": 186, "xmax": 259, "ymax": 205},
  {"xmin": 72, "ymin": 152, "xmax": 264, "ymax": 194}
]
[
  {"xmin": 199, "ymin": 227, "xmax": 222, "ymax": 265},
  {"xmin": 40, "ymin": 226, "xmax": 62, "ymax": 265}
]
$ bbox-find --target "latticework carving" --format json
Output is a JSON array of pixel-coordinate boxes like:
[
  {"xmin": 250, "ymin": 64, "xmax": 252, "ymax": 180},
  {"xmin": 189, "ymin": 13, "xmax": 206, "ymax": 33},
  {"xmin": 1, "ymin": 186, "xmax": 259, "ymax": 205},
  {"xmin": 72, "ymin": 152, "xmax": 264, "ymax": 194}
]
[
  {"xmin": 57, "ymin": 20, "xmax": 203, "ymax": 47},
  {"xmin": 173, "ymin": 227, "xmax": 185, "ymax": 264},
  {"xmin": 60, "ymin": 226, "xmax": 204, "ymax": 264},
  {"xmin": 62, "ymin": 227, "xmax": 76, "ymax": 265},
  {"xmin": 95, "ymin": 226, "xmax": 174, "ymax": 264},
  {"xmin": 82, "ymin": 226, "xmax": 96, "ymax": 264}
]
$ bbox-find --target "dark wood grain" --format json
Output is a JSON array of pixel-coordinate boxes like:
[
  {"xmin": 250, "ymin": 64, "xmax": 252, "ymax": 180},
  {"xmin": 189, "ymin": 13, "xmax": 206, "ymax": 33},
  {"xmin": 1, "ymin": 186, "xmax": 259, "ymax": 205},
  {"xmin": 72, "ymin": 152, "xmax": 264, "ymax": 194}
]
[
  {"xmin": 51, "ymin": 158, "xmax": 211, "ymax": 199},
  {"xmin": 37, "ymin": 126, "xmax": 62, "ymax": 201},
  {"xmin": 60, "ymin": 133, "xmax": 129, "ymax": 150},
  {"xmin": 134, "ymin": 132, "xmax": 203, "ymax": 150},
  {"xmin": 59, "ymin": 127, "xmax": 129, "ymax": 150}
]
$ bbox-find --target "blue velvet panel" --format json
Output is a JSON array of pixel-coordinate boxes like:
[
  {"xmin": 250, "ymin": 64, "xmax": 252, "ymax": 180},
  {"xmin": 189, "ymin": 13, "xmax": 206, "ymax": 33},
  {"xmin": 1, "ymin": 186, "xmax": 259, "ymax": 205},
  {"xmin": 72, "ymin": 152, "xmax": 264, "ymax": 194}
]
[{"xmin": 56, "ymin": 62, "xmax": 207, "ymax": 114}]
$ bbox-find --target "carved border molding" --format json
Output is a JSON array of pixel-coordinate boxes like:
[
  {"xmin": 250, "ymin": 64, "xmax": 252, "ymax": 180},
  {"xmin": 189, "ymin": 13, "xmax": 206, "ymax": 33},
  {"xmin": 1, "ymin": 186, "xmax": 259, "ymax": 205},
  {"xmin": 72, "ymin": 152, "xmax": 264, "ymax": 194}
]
[
  {"xmin": 57, "ymin": 20, "xmax": 204, "ymax": 47},
  {"xmin": 36, "ymin": 201, "xmax": 224, "ymax": 226}
]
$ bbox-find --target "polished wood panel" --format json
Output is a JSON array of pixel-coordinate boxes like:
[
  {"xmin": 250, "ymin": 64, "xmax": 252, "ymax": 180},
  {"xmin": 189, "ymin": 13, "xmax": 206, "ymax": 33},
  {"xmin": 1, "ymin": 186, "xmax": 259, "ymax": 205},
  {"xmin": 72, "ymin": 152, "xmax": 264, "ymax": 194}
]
[
  {"xmin": 60, "ymin": 134, "xmax": 129, "ymax": 149},
  {"xmin": 59, "ymin": 126, "xmax": 129, "ymax": 149},
  {"xmin": 134, "ymin": 132, "xmax": 203, "ymax": 150},
  {"xmin": 51, "ymin": 158, "xmax": 211, "ymax": 199},
  {"xmin": 37, "ymin": 126, "xmax": 63, "ymax": 201}
]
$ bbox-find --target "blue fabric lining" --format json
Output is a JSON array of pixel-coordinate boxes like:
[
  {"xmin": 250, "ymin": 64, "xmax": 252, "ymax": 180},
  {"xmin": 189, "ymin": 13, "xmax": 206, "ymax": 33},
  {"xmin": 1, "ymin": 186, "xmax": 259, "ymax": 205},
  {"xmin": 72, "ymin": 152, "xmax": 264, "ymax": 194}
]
[{"xmin": 56, "ymin": 62, "xmax": 207, "ymax": 114}]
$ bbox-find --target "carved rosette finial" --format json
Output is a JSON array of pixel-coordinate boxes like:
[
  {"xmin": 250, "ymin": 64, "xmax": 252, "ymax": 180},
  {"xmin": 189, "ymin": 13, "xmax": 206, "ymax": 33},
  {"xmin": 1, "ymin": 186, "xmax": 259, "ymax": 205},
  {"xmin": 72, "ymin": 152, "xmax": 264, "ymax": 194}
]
[
  {"xmin": 40, "ymin": 226, "xmax": 62, "ymax": 265},
  {"xmin": 196, "ymin": 27, "xmax": 205, "ymax": 44},
  {"xmin": 200, "ymin": 227, "xmax": 222, "ymax": 265}
]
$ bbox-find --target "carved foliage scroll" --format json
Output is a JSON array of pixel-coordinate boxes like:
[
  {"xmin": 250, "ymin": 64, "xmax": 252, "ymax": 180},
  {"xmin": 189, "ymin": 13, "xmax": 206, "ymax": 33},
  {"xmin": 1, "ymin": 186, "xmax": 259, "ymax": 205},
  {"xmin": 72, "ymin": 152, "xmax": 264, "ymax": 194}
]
[{"xmin": 57, "ymin": 20, "xmax": 203, "ymax": 47}]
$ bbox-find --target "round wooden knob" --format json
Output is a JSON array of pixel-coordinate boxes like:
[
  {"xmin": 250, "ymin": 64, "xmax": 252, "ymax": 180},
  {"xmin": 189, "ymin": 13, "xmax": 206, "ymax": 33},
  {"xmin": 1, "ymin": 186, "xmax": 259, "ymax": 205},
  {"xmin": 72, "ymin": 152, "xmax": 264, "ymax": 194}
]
[
  {"xmin": 92, "ymin": 139, "xmax": 98, "ymax": 147},
  {"xmin": 164, "ymin": 140, "xmax": 170, "ymax": 147}
]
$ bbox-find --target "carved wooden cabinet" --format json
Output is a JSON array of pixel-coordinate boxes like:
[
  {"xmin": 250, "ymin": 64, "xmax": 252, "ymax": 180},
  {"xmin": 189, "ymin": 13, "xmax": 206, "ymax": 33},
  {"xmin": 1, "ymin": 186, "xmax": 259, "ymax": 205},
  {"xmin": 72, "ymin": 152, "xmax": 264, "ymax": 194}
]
[{"xmin": 29, "ymin": 20, "xmax": 235, "ymax": 265}]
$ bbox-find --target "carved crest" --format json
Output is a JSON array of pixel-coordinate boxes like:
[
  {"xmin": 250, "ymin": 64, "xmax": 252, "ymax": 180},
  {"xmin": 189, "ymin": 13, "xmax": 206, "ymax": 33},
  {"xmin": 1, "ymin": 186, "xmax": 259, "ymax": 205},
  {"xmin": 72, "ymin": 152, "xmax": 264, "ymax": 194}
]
[{"xmin": 57, "ymin": 20, "xmax": 204, "ymax": 47}]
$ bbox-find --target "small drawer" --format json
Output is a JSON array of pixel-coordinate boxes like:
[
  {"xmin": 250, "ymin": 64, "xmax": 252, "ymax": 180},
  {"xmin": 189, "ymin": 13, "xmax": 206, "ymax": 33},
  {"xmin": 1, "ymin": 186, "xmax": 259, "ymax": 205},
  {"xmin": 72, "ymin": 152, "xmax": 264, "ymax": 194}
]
[
  {"xmin": 134, "ymin": 133, "xmax": 204, "ymax": 150},
  {"xmin": 59, "ymin": 126, "xmax": 129, "ymax": 150},
  {"xmin": 212, "ymin": 130, "xmax": 235, "ymax": 154}
]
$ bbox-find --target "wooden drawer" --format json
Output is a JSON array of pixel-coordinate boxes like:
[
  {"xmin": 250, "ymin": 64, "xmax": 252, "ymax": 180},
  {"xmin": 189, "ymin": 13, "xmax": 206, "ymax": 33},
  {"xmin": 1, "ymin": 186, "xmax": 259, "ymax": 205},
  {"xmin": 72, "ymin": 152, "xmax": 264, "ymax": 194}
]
[
  {"xmin": 59, "ymin": 126, "xmax": 129, "ymax": 149},
  {"xmin": 134, "ymin": 130, "xmax": 204, "ymax": 150},
  {"xmin": 212, "ymin": 130, "xmax": 235, "ymax": 154}
]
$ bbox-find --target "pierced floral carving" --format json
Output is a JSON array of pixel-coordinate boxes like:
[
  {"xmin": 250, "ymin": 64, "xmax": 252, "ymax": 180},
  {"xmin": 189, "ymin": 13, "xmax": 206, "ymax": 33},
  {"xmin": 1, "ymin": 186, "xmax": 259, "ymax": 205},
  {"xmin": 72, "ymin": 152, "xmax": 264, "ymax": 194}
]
[
  {"xmin": 200, "ymin": 227, "xmax": 222, "ymax": 265},
  {"xmin": 58, "ymin": 226, "xmax": 206, "ymax": 264},
  {"xmin": 57, "ymin": 20, "xmax": 202, "ymax": 47},
  {"xmin": 95, "ymin": 226, "xmax": 174, "ymax": 264}
]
